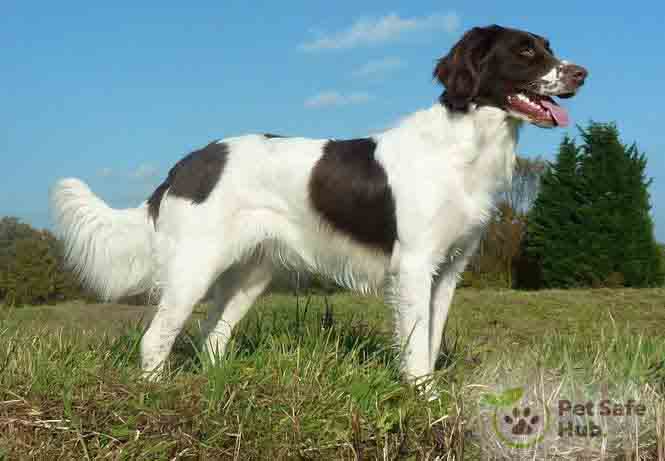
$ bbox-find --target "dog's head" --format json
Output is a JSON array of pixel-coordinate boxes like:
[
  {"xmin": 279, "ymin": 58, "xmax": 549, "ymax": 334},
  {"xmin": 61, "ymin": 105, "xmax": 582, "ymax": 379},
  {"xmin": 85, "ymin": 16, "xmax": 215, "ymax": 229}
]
[{"xmin": 434, "ymin": 25, "xmax": 587, "ymax": 128}]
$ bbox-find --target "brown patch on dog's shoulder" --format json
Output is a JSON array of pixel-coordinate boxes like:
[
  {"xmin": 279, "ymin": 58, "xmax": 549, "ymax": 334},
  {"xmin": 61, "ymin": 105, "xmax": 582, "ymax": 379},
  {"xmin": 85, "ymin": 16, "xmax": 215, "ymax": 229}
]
[
  {"xmin": 147, "ymin": 141, "xmax": 228, "ymax": 225},
  {"xmin": 309, "ymin": 138, "xmax": 397, "ymax": 253}
]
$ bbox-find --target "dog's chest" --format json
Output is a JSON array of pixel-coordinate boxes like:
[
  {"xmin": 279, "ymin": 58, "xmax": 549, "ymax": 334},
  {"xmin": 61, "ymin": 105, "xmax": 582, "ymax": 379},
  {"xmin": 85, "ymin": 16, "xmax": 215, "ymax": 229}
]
[{"xmin": 431, "ymin": 136, "xmax": 518, "ymax": 261}]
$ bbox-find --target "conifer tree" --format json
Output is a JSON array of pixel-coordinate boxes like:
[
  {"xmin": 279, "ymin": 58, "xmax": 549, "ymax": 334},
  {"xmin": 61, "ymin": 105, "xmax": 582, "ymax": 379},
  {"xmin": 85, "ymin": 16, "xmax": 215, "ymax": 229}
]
[
  {"xmin": 524, "ymin": 136, "xmax": 585, "ymax": 287},
  {"xmin": 577, "ymin": 123, "xmax": 663, "ymax": 286},
  {"xmin": 524, "ymin": 123, "xmax": 664, "ymax": 288}
]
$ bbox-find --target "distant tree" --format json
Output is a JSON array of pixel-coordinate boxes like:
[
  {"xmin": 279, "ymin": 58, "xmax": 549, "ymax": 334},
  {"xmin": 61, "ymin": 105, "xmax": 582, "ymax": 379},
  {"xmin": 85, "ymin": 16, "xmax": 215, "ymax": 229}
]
[
  {"xmin": 0, "ymin": 217, "xmax": 85, "ymax": 306},
  {"xmin": 524, "ymin": 123, "xmax": 664, "ymax": 288},
  {"xmin": 0, "ymin": 217, "xmax": 39, "ymax": 302},
  {"xmin": 500, "ymin": 156, "xmax": 547, "ymax": 214},
  {"xmin": 578, "ymin": 123, "xmax": 663, "ymax": 286},
  {"xmin": 0, "ymin": 216, "xmax": 35, "ymax": 242},
  {"xmin": 481, "ymin": 201, "xmax": 526, "ymax": 287},
  {"xmin": 468, "ymin": 156, "xmax": 546, "ymax": 287},
  {"xmin": 0, "ymin": 216, "xmax": 35, "ymax": 269},
  {"xmin": 660, "ymin": 244, "xmax": 665, "ymax": 284},
  {"xmin": 523, "ymin": 136, "xmax": 586, "ymax": 287},
  {"xmin": 2, "ymin": 236, "xmax": 58, "ymax": 306}
]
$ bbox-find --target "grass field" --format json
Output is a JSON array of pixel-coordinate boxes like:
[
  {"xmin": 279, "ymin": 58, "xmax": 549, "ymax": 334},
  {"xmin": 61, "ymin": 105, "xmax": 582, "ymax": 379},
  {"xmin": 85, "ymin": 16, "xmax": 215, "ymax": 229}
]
[{"xmin": 1, "ymin": 288, "xmax": 664, "ymax": 460}]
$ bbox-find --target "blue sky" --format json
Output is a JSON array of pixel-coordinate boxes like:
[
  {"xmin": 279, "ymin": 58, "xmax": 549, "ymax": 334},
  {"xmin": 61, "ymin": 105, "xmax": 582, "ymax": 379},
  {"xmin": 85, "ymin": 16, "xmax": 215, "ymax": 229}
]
[{"xmin": 2, "ymin": 1, "xmax": 664, "ymax": 241}]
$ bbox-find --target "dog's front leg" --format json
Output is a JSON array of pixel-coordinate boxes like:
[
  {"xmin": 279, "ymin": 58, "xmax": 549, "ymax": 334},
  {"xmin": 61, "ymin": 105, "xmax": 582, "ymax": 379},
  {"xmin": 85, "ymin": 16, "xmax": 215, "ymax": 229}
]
[
  {"xmin": 429, "ymin": 239, "xmax": 479, "ymax": 371},
  {"xmin": 393, "ymin": 250, "xmax": 434, "ymax": 384}
]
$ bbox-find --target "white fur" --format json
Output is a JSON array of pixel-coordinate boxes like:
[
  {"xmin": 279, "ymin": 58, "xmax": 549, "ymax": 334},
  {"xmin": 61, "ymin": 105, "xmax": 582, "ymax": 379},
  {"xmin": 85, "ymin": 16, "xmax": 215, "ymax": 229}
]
[
  {"xmin": 51, "ymin": 178, "xmax": 156, "ymax": 300},
  {"xmin": 51, "ymin": 103, "xmax": 520, "ymax": 383},
  {"xmin": 537, "ymin": 60, "xmax": 572, "ymax": 95}
]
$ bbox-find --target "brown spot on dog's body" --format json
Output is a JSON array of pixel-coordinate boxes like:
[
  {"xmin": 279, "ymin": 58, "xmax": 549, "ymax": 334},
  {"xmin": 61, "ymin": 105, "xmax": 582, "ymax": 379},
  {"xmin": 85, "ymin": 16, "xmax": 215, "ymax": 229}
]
[
  {"xmin": 147, "ymin": 142, "xmax": 228, "ymax": 225},
  {"xmin": 309, "ymin": 138, "xmax": 397, "ymax": 253},
  {"xmin": 263, "ymin": 133, "xmax": 287, "ymax": 139}
]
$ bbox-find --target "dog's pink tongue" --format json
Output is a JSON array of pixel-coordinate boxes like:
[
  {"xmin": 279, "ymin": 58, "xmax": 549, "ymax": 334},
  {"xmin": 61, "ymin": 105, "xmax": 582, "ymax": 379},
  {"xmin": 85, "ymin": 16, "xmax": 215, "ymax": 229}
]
[{"xmin": 541, "ymin": 100, "xmax": 569, "ymax": 127}]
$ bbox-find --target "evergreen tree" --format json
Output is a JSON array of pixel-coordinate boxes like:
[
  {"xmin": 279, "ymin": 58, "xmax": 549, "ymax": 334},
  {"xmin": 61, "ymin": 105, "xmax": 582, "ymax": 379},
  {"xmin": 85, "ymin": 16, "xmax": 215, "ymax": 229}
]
[
  {"xmin": 524, "ymin": 136, "xmax": 586, "ymax": 287},
  {"xmin": 524, "ymin": 123, "xmax": 664, "ymax": 288},
  {"xmin": 577, "ymin": 123, "xmax": 663, "ymax": 287}
]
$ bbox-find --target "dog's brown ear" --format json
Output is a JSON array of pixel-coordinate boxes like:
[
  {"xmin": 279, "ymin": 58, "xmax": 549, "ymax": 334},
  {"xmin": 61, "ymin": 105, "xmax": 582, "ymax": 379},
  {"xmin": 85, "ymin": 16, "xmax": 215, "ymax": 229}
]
[{"xmin": 434, "ymin": 25, "xmax": 503, "ymax": 111}]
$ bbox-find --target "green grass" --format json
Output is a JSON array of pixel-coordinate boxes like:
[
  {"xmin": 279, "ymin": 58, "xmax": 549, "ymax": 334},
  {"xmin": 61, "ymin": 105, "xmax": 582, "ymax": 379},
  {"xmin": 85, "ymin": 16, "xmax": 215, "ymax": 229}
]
[{"xmin": 1, "ymin": 288, "xmax": 664, "ymax": 460}]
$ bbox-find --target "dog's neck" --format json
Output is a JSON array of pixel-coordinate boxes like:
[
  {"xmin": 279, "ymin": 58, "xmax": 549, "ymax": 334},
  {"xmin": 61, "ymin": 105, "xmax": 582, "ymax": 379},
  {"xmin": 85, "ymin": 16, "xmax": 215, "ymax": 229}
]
[
  {"xmin": 459, "ymin": 104, "xmax": 521, "ymax": 196},
  {"xmin": 388, "ymin": 103, "xmax": 520, "ymax": 196}
]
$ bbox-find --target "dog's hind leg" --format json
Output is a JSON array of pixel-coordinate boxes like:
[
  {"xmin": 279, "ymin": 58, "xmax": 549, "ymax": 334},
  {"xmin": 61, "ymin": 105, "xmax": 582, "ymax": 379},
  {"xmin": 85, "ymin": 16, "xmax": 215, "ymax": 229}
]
[
  {"xmin": 140, "ymin": 239, "xmax": 235, "ymax": 377},
  {"xmin": 201, "ymin": 256, "xmax": 273, "ymax": 363}
]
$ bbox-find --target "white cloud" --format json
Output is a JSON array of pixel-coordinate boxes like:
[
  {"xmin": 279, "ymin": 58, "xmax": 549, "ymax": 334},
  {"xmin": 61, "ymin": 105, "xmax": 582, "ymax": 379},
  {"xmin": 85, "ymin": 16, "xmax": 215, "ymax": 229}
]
[
  {"xmin": 304, "ymin": 91, "xmax": 372, "ymax": 109},
  {"xmin": 351, "ymin": 56, "xmax": 405, "ymax": 79},
  {"xmin": 299, "ymin": 12, "xmax": 460, "ymax": 52},
  {"xmin": 97, "ymin": 164, "xmax": 161, "ymax": 182},
  {"xmin": 132, "ymin": 164, "xmax": 159, "ymax": 181}
]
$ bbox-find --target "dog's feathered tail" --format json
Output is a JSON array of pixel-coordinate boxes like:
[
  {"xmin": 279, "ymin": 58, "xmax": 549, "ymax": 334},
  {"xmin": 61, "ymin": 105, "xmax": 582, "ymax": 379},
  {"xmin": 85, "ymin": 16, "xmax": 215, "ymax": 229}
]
[{"xmin": 50, "ymin": 178, "xmax": 156, "ymax": 301}]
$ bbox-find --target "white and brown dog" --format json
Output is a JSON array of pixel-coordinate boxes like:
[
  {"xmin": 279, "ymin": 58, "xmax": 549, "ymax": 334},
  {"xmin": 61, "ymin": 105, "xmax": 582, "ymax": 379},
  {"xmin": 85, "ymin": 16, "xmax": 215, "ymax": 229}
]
[{"xmin": 51, "ymin": 25, "xmax": 587, "ymax": 383}]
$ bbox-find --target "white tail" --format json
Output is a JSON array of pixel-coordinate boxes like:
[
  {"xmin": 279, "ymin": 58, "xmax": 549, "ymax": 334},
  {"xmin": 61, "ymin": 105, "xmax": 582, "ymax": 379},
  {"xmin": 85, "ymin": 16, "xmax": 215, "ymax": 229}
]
[{"xmin": 50, "ymin": 178, "xmax": 156, "ymax": 301}]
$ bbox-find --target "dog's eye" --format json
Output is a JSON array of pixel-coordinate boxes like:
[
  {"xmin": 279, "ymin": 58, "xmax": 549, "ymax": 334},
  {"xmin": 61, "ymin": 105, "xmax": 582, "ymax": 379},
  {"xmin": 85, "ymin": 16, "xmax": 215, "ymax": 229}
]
[{"xmin": 520, "ymin": 48, "xmax": 536, "ymax": 58}]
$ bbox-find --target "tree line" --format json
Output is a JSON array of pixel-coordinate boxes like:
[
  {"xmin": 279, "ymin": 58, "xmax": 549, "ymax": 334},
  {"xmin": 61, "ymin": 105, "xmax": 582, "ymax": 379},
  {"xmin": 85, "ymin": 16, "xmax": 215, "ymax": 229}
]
[{"xmin": 1, "ymin": 122, "xmax": 663, "ymax": 307}]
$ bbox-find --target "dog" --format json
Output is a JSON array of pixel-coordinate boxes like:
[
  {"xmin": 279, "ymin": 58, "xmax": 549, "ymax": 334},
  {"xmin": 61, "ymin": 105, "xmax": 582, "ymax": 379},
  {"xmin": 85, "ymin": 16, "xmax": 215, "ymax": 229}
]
[{"xmin": 51, "ymin": 25, "xmax": 587, "ymax": 383}]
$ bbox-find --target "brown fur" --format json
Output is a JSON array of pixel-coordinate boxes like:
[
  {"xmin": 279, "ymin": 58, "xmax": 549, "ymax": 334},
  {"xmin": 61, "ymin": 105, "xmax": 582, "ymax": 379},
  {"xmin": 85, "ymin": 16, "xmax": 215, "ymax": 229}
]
[
  {"xmin": 308, "ymin": 138, "xmax": 397, "ymax": 253},
  {"xmin": 434, "ymin": 25, "xmax": 562, "ymax": 112},
  {"xmin": 147, "ymin": 142, "xmax": 228, "ymax": 225}
]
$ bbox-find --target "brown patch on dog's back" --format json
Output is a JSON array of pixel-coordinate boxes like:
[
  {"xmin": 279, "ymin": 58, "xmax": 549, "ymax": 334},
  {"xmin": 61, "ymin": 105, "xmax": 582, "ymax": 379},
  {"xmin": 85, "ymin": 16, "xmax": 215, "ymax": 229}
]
[
  {"xmin": 309, "ymin": 138, "xmax": 397, "ymax": 253},
  {"xmin": 147, "ymin": 142, "xmax": 229, "ymax": 225}
]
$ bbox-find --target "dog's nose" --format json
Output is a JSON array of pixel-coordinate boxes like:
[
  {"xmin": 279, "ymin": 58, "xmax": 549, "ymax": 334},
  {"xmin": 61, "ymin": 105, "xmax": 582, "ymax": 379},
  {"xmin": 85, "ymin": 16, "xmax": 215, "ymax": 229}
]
[{"xmin": 566, "ymin": 64, "xmax": 588, "ymax": 86}]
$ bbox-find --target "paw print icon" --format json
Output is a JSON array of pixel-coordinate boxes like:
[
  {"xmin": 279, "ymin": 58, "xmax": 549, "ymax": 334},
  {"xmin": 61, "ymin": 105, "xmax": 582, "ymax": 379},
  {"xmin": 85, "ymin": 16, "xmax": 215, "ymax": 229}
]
[
  {"xmin": 504, "ymin": 407, "xmax": 540, "ymax": 435},
  {"xmin": 482, "ymin": 387, "xmax": 550, "ymax": 449}
]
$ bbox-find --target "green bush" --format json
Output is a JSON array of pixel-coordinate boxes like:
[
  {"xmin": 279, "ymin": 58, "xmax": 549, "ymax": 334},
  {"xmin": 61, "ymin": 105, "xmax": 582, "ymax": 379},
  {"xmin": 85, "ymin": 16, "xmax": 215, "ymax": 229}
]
[
  {"xmin": 0, "ymin": 217, "xmax": 85, "ymax": 307},
  {"xmin": 460, "ymin": 271, "xmax": 510, "ymax": 290},
  {"xmin": 604, "ymin": 272, "xmax": 626, "ymax": 288},
  {"xmin": 2, "ymin": 237, "xmax": 59, "ymax": 306}
]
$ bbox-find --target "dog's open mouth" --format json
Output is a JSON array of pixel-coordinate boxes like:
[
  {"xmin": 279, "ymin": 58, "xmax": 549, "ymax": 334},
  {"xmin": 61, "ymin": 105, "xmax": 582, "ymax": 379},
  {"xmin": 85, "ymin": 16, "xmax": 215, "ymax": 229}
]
[{"xmin": 506, "ymin": 92, "xmax": 569, "ymax": 127}]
